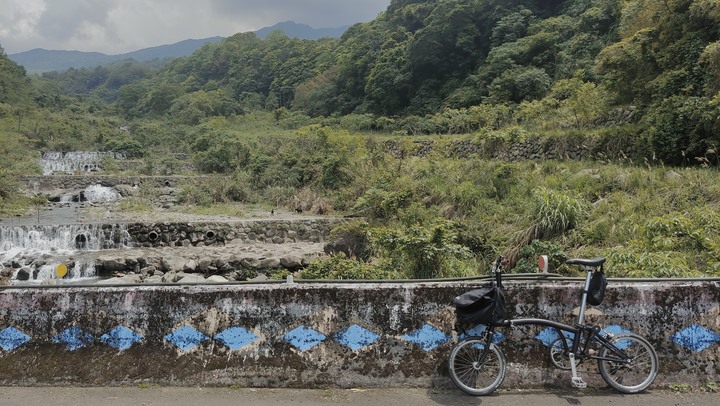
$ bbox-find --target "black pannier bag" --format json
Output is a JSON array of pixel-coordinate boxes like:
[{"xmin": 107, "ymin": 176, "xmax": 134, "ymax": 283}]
[
  {"xmin": 586, "ymin": 271, "xmax": 608, "ymax": 306},
  {"xmin": 453, "ymin": 286, "xmax": 508, "ymax": 326}
]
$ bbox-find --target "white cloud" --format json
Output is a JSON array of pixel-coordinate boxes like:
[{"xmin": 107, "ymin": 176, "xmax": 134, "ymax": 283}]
[
  {"xmin": 0, "ymin": 0, "xmax": 390, "ymax": 55},
  {"xmin": 0, "ymin": 0, "xmax": 46, "ymax": 52}
]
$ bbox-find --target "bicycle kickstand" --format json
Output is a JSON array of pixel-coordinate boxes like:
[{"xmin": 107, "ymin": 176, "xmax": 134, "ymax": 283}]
[{"xmin": 568, "ymin": 353, "xmax": 587, "ymax": 389}]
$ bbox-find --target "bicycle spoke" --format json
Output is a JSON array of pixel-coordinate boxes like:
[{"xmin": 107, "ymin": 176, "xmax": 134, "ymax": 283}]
[
  {"xmin": 449, "ymin": 338, "xmax": 506, "ymax": 396},
  {"xmin": 598, "ymin": 334, "xmax": 658, "ymax": 393}
]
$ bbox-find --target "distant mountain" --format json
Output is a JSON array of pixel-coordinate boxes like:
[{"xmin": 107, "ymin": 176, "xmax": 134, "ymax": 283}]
[
  {"xmin": 9, "ymin": 37, "xmax": 223, "ymax": 74},
  {"xmin": 255, "ymin": 21, "xmax": 349, "ymax": 40},
  {"xmin": 8, "ymin": 21, "xmax": 349, "ymax": 73}
]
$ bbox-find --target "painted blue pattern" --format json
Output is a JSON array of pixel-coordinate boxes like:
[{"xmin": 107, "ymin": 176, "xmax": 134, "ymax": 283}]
[
  {"xmin": 335, "ymin": 324, "xmax": 380, "ymax": 351},
  {"xmin": 164, "ymin": 326, "xmax": 209, "ymax": 351},
  {"xmin": 215, "ymin": 327, "xmax": 259, "ymax": 350},
  {"xmin": 601, "ymin": 324, "xmax": 631, "ymax": 337},
  {"xmin": 600, "ymin": 325, "xmax": 633, "ymax": 350},
  {"xmin": 671, "ymin": 324, "xmax": 720, "ymax": 352},
  {"xmin": 458, "ymin": 324, "xmax": 506, "ymax": 344},
  {"xmin": 0, "ymin": 326, "xmax": 31, "ymax": 352},
  {"xmin": 535, "ymin": 325, "xmax": 635, "ymax": 348},
  {"xmin": 535, "ymin": 327, "xmax": 576, "ymax": 348},
  {"xmin": 401, "ymin": 324, "xmax": 451, "ymax": 351},
  {"xmin": 53, "ymin": 326, "xmax": 93, "ymax": 351},
  {"xmin": 284, "ymin": 325, "xmax": 326, "ymax": 351},
  {"xmin": 100, "ymin": 326, "xmax": 144, "ymax": 351}
]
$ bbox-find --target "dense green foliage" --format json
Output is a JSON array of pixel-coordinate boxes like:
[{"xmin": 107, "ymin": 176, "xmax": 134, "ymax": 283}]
[
  {"xmin": 13, "ymin": 0, "xmax": 717, "ymax": 163},
  {"xmin": 2, "ymin": 1, "xmax": 720, "ymax": 278}
]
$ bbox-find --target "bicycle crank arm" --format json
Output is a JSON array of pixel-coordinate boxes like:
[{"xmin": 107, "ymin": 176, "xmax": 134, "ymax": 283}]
[{"xmin": 568, "ymin": 353, "xmax": 588, "ymax": 389}]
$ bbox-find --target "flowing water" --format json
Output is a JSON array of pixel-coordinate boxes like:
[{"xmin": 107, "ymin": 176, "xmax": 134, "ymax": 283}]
[
  {"xmin": 3, "ymin": 157, "xmax": 129, "ymax": 284},
  {"xmin": 0, "ymin": 223, "xmax": 132, "ymax": 284}
]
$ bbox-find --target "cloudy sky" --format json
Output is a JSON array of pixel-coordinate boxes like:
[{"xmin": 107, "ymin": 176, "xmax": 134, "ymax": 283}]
[{"xmin": 0, "ymin": 0, "xmax": 391, "ymax": 55}]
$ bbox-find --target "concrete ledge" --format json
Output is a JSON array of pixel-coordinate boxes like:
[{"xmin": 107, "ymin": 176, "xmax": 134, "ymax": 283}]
[{"xmin": 0, "ymin": 280, "xmax": 718, "ymax": 388}]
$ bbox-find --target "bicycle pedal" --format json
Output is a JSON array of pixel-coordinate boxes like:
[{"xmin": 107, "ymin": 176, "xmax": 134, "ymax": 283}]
[{"xmin": 571, "ymin": 377, "xmax": 588, "ymax": 389}]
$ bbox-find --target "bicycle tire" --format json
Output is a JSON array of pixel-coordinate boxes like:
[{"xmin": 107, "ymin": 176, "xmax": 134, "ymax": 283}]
[
  {"xmin": 448, "ymin": 337, "xmax": 506, "ymax": 396},
  {"xmin": 597, "ymin": 333, "xmax": 658, "ymax": 393}
]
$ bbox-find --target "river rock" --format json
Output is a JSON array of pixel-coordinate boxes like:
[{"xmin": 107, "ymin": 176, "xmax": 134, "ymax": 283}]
[
  {"xmin": 95, "ymin": 274, "xmax": 142, "ymax": 285},
  {"xmin": 240, "ymin": 257, "xmax": 261, "ymax": 269},
  {"xmin": 16, "ymin": 268, "xmax": 31, "ymax": 281},
  {"xmin": 114, "ymin": 184, "xmax": 140, "ymax": 197},
  {"xmin": 144, "ymin": 275, "xmax": 164, "ymax": 284},
  {"xmin": 140, "ymin": 265, "xmax": 157, "ymax": 276},
  {"xmin": 280, "ymin": 255, "xmax": 304, "ymax": 270},
  {"xmin": 258, "ymin": 258, "xmax": 281, "ymax": 269},
  {"xmin": 1, "ymin": 267, "xmax": 13, "ymax": 278},
  {"xmin": 98, "ymin": 257, "xmax": 128, "ymax": 273},
  {"xmin": 161, "ymin": 271, "xmax": 180, "ymax": 283},
  {"xmin": 177, "ymin": 274, "xmax": 206, "ymax": 284},
  {"xmin": 161, "ymin": 257, "xmax": 197, "ymax": 273}
]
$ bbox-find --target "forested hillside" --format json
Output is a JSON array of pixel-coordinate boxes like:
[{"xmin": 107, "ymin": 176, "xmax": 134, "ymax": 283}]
[
  {"xmin": 30, "ymin": 0, "xmax": 716, "ymax": 164},
  {"xmin": 2, "ymin": 0, "xmax": 720, "ymax": 278}
]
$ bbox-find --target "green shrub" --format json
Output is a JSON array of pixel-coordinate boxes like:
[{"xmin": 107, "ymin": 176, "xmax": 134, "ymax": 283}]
[
  {"xmin": 513, "ymin": 240, "xmax": 568, "ymax": 274},
  {"xmin": 531, "ymin": 187, "xmax": 588, "ymax": 239},
  {"xmin": 327, "ymin": 220, "xmax": 371, "ymax": 260},
  {"xmin": 300, "ymin": 255, "xmax": 396, "ymax": 280},
  {"xmin": 353, "ymin": 186, "xmax": 414, "ymax": 220},
  {"xmin": 370, "ymin": 220, "xmax": 474, "ymax": 279},
  {"xmin": 607, "ymin": 249, "xmax": 699, "ymax": 278}
]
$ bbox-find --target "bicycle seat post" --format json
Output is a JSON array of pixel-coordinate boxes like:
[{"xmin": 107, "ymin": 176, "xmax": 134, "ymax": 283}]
[
  {"xmin": 565, "ymin": 257, "xmax": 606, "ymax": 325},
  {"xmin": 577, "ymin": 267, "xmax": 594, "ymax": 325}
]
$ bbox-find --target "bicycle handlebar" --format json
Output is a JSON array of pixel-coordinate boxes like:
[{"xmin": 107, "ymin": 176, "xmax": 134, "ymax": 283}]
[{"xmin": 492, "ymin": 256, "xmax": 505, "ymax": 287}]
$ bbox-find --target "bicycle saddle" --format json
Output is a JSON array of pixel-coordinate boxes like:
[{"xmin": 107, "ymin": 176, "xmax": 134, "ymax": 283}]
[{"xmin": 566, "ymin": 257, "xmax": 606, "ymax": 268}]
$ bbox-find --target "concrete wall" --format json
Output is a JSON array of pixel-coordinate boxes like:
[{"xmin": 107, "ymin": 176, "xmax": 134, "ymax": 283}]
[{"xmin": 0, "ymin": 279, "xmax": 718, "ymax": 389}]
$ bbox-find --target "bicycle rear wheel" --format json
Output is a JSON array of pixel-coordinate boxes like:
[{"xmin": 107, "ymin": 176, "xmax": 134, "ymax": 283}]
[
  {"xmin": 598, "ymin": 333, "xmax": 658, "ymax": 393},
  {"xmin": 448, "ymin": 337, "xmax": 506, "ymax": 396}
]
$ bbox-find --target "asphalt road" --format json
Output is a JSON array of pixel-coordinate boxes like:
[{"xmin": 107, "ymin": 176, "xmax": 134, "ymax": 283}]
[{"xmin": 0, "ymin": 387, "xmax": 716, "ymax": 406}]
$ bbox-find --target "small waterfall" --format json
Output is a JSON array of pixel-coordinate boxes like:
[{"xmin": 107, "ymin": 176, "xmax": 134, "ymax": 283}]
[
  {"xmin": 1, "ymin": 224, "xmax": 131, "ymax": 283},
  {"xmin": 23, "ymin": 260, "xmax": 98, "ymax": 282},
  {"xmin": 51, "ymin": 185, "xmax": 121, "ymax": 204},
  {"xmin": 82, "ymin": 184, "xmax": 121, "ymax": 203},
  {"xmin": 0, "ymin": 224, "xmax": 130, "ymax": 256},
  {"xmin": 40, "ymin": 151, "xmax": 126, "ymax": 175}
]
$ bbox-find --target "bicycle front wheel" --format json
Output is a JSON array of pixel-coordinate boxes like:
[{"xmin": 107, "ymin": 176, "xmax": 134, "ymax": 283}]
[
  {"xmin": 598, "ymin": 333, "xmax": 658, "ymax": 393},
  {"xmin": 448, "ymin": 337, "xmax": 506, "ymax": 396}
]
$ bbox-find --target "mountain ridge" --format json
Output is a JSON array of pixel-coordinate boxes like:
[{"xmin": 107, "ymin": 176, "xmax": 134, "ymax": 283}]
[{"xmin": 8, "ymin": 21, "xmax": 349, "ymax": 73}]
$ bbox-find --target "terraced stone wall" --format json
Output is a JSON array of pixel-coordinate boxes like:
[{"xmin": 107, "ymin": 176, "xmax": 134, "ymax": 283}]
[
  {"xmin": 23, "ymin": 175, "xmax": 199, "ymax": 191},
  {"xmin": 0, "ymin": 280, "xmax": 717, "ymax": 388},
  {"xmin": 127, "ymin": 219, "xmax": 344, "ymax": 247},
  {"xmin": 384, "ymin": 133, "xmax": 643, "ymax": 162}
]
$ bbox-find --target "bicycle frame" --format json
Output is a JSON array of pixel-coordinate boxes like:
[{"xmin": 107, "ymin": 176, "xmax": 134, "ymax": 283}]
[
  {"xmin": 450, "ymin": 256, "xmax": 658, "ymax": 395},
  {"xmin": 508, "ymin": 318, "xmax": 633, "ymax": 364},
  {"xmin": 494, "ymin": 260, "xmax": 632, "ymax": 386}
]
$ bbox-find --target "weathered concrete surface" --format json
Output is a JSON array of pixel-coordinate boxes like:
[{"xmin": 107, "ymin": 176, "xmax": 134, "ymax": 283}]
[{"xmin": 0, "ymin": 280, "xmax": 718, "ymax": 389}]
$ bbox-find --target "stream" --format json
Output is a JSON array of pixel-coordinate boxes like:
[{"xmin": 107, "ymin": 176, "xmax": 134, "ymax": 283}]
[{"xmin": 1, "ymin": 152, "xmax": 129, "ymax": 285}]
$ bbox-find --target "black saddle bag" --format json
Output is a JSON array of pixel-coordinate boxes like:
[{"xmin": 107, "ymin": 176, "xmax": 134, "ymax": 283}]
[
  {"xmin": 586, "ymin": 271, "xmax": 608, "ymax": 306},
  {"xmin": 453, "ymin": 285, "xmax": 508, "ymax": 326}
]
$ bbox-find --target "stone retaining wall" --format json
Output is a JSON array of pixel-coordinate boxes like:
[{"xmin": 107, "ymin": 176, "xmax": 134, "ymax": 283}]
[
  {"xmin": 23, "ymin": 175, "xmax": 201, "ymax": 191},
  {"xmin": 25, "ymin": 132, "xmax": 644, "ymax": 193},
  {"xmin": 0, "ymin": 280, "xmax": 717, "ymax": 389},
  {"xmin": 127, "ymin": 219, "xmax": 343, "ymax": 247},
  {"xmin": 385, "ymin": 133, "xmax": 643, "ymax": 162}
]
